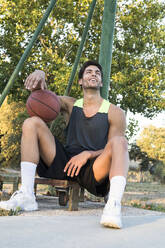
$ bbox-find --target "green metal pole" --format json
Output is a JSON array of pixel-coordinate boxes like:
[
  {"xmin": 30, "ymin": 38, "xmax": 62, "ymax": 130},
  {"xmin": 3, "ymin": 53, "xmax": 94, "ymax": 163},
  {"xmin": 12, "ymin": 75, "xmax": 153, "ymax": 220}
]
[
  {"xmin": 0, "ymin": 0, "xmax": 57, "ymax": 107},
  {"xmin": 64, "ymin": 0, "xmax": 97, "ymax": 96},
  {"xmin": 99, "ymin": 0, "xmax": 117, "ymax": 100}
]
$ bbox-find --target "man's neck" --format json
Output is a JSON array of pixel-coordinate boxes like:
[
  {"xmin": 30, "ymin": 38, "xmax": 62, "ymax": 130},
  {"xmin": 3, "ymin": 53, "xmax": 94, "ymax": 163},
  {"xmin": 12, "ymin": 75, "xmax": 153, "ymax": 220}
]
[{"xmin": 83, "ymin": 89, "xmax": 103, "ymax": 107}]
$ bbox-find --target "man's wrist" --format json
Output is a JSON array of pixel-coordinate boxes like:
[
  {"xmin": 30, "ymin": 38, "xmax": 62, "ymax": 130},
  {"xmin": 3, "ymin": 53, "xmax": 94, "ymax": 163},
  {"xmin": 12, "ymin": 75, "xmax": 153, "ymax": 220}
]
[
  {"xmin": 88, "ymin": 151, "xmax": 94, "ymax": 159},
  {"xmin": 87, "ymin": 150, "xmax": 103, "ymax": 159}
]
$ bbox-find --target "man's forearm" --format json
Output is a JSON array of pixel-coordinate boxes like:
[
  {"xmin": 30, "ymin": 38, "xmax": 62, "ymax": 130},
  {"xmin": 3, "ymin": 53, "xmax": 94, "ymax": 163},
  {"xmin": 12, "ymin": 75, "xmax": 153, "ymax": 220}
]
[{"xmin": 88, "ymin": 149, "xmax": 103, "ymax": 159}]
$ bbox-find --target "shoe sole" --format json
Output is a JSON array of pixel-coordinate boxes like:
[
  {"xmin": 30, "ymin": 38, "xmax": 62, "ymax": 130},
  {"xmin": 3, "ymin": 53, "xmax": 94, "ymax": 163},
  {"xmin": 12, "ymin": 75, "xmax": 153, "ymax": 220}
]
[
  {"xmin": 101, "ymin": 221, "xmax": 122, "ymax": 229},
  {"xmin": 0, "ymin": 206, "xmax": 38, "ymax": 211},
  {"xmin": 100, "ymin": 215, "xmax": 122, "ymax": 229},
  {"xmin": 0, "ymin": 203, "xmax": 38, "ymax": 212},
  {"xmin": 24, "ymin": 204, "xmax": 38, "ymax": 211}
]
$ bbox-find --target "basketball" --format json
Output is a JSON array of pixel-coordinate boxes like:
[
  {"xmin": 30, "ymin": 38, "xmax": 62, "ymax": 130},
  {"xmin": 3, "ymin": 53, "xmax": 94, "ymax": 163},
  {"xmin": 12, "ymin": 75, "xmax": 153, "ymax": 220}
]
[{"xmin": 26, "ymin": 89, "xmax": 61, "ymax": 122}]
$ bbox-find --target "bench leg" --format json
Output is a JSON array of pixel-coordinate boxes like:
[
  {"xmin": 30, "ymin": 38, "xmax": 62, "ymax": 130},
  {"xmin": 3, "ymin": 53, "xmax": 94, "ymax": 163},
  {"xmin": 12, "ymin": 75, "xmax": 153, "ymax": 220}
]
[
  {"xmin": 0, "ymin": 181, "xmax": 3, "ymax": 191},
  {"xmin": 34, "ymin": 183, "xmax": 37, "ymax": 195},
  {"xmin": 68, "ymin": 184, "xmax": 80, "ymax": 211},
  {"xmin": 79, "ymin": 187, "xmax": 85, "ymax": 202},
  {"xmin": 13, "ymin": 177, "xmax": 19, "ymax": 193}
]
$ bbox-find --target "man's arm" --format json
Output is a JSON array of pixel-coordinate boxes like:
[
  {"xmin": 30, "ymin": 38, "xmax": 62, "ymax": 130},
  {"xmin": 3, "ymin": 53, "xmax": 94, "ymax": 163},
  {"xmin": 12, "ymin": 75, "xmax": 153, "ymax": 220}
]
[
  {"xmin": 58, "ymin": 96, "xmax": 76, "ymax": 124},
  {"xmin": 24, "ymin": 70, "xmax": 76, "ymax": 123},
  {"xmin": 108, "ymin": 104, "xmax": 126, "ymax": 140}
]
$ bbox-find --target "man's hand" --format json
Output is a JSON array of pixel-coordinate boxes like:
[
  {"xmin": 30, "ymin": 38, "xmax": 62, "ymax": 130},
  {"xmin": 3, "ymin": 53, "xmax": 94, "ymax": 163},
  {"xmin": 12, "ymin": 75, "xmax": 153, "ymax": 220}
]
[
  {"xmin": 64, "ymin": 151, "xmax": 91, "ymax": 177},
  {"xmin": 24, "ymin": 70, "xmax": 47, "ymax": 91}
]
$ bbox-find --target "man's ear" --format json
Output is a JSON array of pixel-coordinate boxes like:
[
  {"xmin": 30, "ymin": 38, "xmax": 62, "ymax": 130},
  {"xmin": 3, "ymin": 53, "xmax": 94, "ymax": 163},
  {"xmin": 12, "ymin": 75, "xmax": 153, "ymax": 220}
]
[{"xmin": 79, "ymin": 79, "xmax": 82, "ymax": 86}]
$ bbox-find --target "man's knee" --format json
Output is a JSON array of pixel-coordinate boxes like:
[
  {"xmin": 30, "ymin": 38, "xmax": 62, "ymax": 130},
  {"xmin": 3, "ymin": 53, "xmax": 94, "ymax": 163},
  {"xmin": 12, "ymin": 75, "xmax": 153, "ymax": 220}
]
[
  {"xmin": 108, "ymin": 136, "xmax": 128, "ymax": 151},
  {"xmin": 22, "ymin": 116, "xmax": 45, "ymax": 133}
]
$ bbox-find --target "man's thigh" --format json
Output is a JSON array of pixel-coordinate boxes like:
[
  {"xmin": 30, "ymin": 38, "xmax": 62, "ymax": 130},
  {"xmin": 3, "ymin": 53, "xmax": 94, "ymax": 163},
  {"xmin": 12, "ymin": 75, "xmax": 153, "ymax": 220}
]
[{"xmin": 35, "ymin": 118, "xmax": 56, "ymax": 166}]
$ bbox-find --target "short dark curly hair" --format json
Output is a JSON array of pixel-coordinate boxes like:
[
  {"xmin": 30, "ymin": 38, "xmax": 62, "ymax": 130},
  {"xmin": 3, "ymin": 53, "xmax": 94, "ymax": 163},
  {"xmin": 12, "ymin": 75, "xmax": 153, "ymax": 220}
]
[{"xmin": 78, "ymin": 60, "xmax": 103, "ymax": 80}]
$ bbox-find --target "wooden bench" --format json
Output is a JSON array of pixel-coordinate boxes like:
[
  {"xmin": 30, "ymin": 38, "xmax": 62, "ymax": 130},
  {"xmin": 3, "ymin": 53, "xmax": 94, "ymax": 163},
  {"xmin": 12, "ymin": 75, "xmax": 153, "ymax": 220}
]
[
  {"xmin": 0, "ymin": 174, "xmax": 20, "ymax": 193},
  {"xmin": 34, "ymin": 177, "xmax": 84, "ymax": 211},
  {"xmin": 0, "ymin": 173, "xmax": 84, "ymax": 211}
]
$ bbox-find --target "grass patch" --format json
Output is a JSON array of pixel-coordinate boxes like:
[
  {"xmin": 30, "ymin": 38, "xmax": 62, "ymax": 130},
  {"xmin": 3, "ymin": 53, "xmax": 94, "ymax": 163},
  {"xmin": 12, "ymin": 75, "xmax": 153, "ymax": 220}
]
[
  {"xmin": 125, "ymin": 181, "xmax": 165, "ymax": 193},
  {"xmin": 0, "ymin": 207, "xmax": 21, "ymax": 216},
  {"xmin": 131, "ymin": 202, "xmax": 165, "ymax": 212},
  {"xmin": 123, "ymin": 180, "xmax": 165, "ymax": 213}
]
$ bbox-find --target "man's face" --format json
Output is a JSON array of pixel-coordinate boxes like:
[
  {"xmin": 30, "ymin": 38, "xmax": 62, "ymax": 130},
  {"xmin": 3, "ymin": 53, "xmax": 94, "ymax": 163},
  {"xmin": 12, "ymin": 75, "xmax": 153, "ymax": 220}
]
[{"xmin": 79, "ymin": 65, "xmax": 103, "ymax": 90}]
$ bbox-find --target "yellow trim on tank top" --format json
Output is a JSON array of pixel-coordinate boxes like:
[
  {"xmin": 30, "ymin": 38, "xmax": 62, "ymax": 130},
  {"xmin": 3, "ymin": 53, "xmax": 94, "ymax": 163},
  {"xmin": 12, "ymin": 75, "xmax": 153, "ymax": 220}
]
[{"xmin": 74, "ymin": 98, "xmax": 111, "ymax": 113}]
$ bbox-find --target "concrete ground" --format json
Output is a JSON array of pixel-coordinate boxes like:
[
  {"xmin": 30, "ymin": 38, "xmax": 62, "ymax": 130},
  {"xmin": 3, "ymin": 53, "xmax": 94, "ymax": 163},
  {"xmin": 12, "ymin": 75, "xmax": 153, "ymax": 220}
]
[{"xmin": 0, "ymin": 196, "xmax": 165, "ymax": 248}]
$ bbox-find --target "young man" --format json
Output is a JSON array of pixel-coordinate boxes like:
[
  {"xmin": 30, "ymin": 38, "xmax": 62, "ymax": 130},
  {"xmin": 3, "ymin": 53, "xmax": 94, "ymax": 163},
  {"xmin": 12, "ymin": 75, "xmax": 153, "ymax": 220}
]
[{"xmin": 0, "ymin": 61, "xmax": 129, "ymax": 228}]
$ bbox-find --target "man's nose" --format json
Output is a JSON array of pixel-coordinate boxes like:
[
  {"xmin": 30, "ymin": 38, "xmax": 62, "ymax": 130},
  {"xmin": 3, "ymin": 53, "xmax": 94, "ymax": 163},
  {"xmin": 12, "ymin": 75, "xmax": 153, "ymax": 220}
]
[{"xmin": 91, "ymin": 71, "xmax": 96, "ymax": 77}]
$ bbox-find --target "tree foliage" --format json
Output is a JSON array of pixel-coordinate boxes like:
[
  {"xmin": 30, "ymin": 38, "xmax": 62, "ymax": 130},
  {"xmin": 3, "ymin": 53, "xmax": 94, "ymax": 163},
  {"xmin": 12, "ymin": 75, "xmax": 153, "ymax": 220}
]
[
  {"xmin": 111, "ymin": 0, "xmax": 165, "ymax": 117},
  {"xmin": 137, "ymin": 125, "xmax": 165, "ymax": 163},
  {"xmin": 135, "ymin": 125, "xmax": 165, "ymax": 183},
  {"xmin": 125, "ymin": 117, "xmax": 139, "ymax": 143},
  {"xmin": 0, "ymin": 0, "xmax": 164, "ymax": 117},
  {"xmin": 0, "ymin": 99, "xmax": 27, "ymax": 168},
  {"xmin": 129, "ymin": 143, "xmax": 158, "ymax": 172},
  {"xmin": 154, "ymin": 161, "xmax": 165, "ymax": 184}
]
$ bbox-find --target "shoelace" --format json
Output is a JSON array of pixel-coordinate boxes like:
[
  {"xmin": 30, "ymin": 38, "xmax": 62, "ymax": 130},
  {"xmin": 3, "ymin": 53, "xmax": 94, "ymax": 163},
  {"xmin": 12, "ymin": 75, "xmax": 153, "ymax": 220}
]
[
  {"xmin": 104, "ymin": 200, "xmax": 121, "ymax": 212},
  {"xmin": 10, "ymin": 190, "xmax": 24, "ymax": 200}
]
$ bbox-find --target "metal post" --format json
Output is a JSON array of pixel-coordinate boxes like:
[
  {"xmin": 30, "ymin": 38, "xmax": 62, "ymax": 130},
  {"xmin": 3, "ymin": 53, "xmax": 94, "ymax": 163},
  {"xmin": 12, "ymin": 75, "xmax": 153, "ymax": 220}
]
[
  {"xmin": 64, "ymin": 0, "xmax": 97, "ymax": 96},
  {"xmin": 0, "ymin": 0, "xmax": 57, "ymax": 107},
  {"xmin": 99, "ymin": 0, "xmax": 117, "ymax": 100}
]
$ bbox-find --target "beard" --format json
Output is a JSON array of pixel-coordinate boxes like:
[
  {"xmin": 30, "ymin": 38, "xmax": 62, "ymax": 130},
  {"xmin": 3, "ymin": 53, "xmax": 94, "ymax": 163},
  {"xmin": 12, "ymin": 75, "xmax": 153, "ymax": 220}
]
[
  {"xmin": 82, "ymin": 81, "xmax": 102, "ymax": 90},
  {"xmin": 82, "ymin": 85, "xmax": 101, "ymax": 90}
]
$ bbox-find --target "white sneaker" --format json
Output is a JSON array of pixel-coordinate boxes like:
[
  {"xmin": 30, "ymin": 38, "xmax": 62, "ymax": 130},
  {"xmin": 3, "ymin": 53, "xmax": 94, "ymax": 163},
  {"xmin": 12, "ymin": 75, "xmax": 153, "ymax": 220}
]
[
  {"xmin": 100, "ymin": 199, "xmax": 122, "ymax": 229},
  {"xmin": 0, "ymin": 190, "xmax": 38, "ymax": 211}
]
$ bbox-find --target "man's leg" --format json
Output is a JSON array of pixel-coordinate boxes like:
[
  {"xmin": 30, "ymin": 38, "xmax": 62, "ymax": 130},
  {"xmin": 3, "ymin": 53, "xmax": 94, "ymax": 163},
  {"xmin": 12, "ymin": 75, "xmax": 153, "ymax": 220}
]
[
  {"xmin": 93, "ymin": 136, "xmax": 129, "ymax": 228},
  {"xmin": 20, "ymin": 116, "xmax": 56, "ymax": 195},
  {"xmin": 0, "ymin": 117, "xmax": 56, "ymax": 211},
  {"xmin": 21, "ymin": 117, "xmax": 56, "ymax": 166}
]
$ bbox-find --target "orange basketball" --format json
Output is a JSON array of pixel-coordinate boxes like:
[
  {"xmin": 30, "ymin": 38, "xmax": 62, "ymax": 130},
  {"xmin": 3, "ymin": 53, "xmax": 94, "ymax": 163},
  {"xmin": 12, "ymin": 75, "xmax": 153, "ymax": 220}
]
[{"xmin": 26, "ymin": 89, "xmax": 61, "ymax": 122}]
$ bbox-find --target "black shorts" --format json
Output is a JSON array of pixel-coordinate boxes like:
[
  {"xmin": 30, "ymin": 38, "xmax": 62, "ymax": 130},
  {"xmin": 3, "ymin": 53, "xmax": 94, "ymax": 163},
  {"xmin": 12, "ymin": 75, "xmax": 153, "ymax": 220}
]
[{"xmin": 37, "ymin": 138, "xmax": 109, "ymax": 197}]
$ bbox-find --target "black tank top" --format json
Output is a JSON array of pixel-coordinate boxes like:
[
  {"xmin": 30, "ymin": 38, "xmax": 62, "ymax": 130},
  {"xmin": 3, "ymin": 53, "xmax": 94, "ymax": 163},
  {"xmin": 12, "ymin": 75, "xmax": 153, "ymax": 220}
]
[{"xmin": 65, "ymin": 98, "xmax": 111, "ymax": 155}]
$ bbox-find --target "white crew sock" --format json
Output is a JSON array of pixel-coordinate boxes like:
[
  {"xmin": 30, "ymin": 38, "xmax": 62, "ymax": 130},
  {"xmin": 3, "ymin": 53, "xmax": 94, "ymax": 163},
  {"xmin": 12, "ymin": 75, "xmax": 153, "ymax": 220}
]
[
  {"xmin": 107, "ymin": 176, "xmax": 126, "ymax": 204},
  {"xmin": 20, "ymin": 161, "xmax": 37, "ymax": 196}
]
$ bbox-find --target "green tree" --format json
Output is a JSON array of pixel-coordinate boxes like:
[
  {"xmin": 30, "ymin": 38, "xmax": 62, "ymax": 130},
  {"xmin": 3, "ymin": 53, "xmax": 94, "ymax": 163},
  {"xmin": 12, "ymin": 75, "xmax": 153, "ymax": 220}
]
[
  {"xmin": 0, "ymin": 99, "xmax": 27, "ymax": 168},
  {"xmin": 136, "ymin": 125, "xmax": 165, "ymax": 183},
  {"xmin": 137, "ymin": 125, "xmax": 165, "ymax": 163},
  {"xmin": 110, "ymin": 0, "xmax": 165, "ymax": 117},
  {"xmin": 0, "ymin": 0, "xmax": 164, "ymax": 117},
  {"xmin": 154, "ymin": 161, "xmax": 165, "ymax": 184},
  {"xmin": 125, "ymin": 117, "xmax": 139, "ymax": 144},
  {"xmin": 129, "ymin": 143, "xmax": 158, "ymax": 172}
]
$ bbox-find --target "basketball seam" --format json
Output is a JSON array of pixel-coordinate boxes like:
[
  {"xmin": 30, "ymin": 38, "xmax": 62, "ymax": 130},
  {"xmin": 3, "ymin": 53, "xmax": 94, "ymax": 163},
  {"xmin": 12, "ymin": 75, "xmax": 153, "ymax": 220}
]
[
  {"xmin": 30, "ymin": 95, "xmax": 59, "ymax": 114},
  {"xmin": 27, "ymin": 102, "xmax": 55, "ymax": 122}
]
